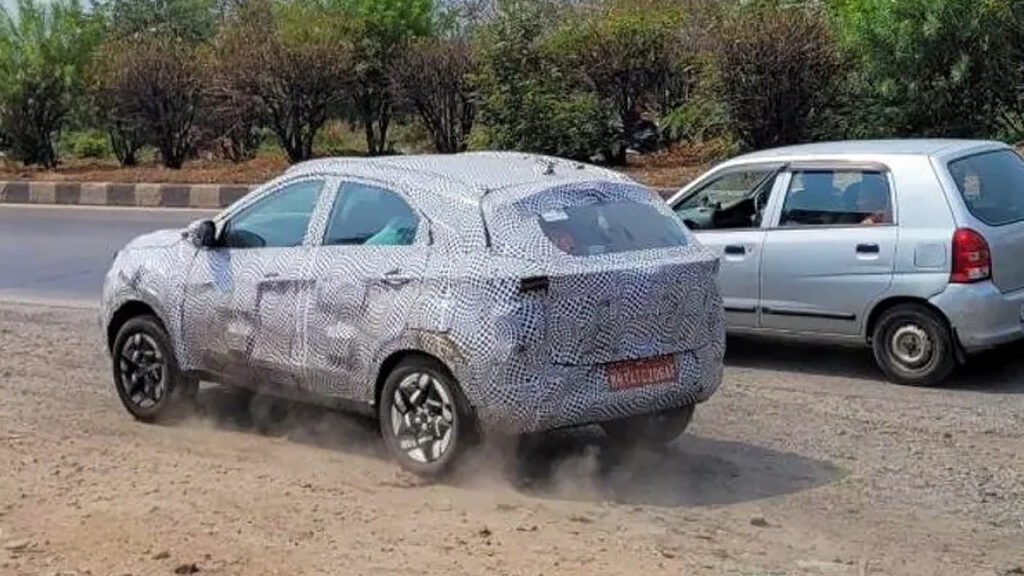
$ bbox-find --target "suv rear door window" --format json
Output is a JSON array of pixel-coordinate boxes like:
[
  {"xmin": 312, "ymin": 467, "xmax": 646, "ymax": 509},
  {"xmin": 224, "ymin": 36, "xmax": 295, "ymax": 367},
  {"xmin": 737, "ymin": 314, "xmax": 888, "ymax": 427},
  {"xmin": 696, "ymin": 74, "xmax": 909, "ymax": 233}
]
[{"xmin": 948, "ymin": 149, "xmax": 1024, "ymax": 226}]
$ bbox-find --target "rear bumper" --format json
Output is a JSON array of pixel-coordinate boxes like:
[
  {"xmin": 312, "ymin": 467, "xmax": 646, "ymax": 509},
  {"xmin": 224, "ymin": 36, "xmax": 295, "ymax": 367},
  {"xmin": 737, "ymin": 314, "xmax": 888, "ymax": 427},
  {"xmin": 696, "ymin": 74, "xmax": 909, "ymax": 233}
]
[
  {"xmin": 473, "ymin": 341, "xmax": 724, "ymax": 435},
  {"xmin": 929, "ymin": 282, "xmax": 1024, "ymax": 352}
]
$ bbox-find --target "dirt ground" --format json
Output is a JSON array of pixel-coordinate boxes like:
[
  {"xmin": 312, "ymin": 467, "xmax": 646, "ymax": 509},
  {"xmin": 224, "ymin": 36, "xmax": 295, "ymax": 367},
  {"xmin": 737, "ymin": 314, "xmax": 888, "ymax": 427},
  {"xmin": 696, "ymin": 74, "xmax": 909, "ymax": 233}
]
[{"xmin": 1, "ymin": 301, "xmax": 1023, "ymax": 576}]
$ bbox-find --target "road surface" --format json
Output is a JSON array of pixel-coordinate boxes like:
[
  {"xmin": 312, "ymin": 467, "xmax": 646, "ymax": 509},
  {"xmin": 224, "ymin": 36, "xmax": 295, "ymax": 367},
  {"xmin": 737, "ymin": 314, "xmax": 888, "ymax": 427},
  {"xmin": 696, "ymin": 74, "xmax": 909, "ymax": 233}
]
[{"xmin": 0, "ymin": 205, "xmax": 216, "ymax": 304}]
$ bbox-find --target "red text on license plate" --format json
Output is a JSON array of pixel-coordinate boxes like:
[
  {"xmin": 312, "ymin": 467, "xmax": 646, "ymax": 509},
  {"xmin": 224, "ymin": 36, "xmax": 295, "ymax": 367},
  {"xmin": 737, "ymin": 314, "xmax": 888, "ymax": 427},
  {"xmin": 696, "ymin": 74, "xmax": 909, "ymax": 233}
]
[{"xmin": 605, "ymin": 355, "xmax": 677, "ymax": 390}]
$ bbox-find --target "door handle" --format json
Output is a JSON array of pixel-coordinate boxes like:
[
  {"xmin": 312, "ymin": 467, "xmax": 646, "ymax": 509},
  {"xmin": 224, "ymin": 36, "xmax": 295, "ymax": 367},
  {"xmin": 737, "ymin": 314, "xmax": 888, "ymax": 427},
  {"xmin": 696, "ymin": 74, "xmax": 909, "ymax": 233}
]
[
  {"xmin": 380, "ymin": 268, "xmax": 414, "ymax": 288},
  {"xmin": 724, "ymin": 245, "xmax": 746, "ymax": 256},
  {"xmin": 263, "ymin": 271, "xmax": 281, "ymax": 279},
  {"xmin": 856, "ymin": 243, "xmax": 880, "ymax": 254}
]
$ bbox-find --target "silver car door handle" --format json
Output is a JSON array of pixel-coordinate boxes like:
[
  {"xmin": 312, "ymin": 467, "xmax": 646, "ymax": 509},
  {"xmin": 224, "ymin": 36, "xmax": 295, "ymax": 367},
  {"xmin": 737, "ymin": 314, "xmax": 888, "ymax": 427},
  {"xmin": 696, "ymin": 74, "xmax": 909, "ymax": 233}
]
[
  {"xmin": 856, "ymin": 243, "xmax": 880, "ymax": 254},
  {"xmin": 724, "ymin": 245, "xmax": 746, "ymax": 256}
]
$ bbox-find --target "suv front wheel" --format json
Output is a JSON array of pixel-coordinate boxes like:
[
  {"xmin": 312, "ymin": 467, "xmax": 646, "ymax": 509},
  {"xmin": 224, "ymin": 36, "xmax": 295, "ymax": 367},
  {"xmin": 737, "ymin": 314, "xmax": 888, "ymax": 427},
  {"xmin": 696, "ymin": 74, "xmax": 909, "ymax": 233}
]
[
  {"xmin": 872, "ymin": 304, "xmax": 956, "ymax": 387},
  {"xmin": 111, "ymin": 315, "xmax": 195, "ymax": 422}
]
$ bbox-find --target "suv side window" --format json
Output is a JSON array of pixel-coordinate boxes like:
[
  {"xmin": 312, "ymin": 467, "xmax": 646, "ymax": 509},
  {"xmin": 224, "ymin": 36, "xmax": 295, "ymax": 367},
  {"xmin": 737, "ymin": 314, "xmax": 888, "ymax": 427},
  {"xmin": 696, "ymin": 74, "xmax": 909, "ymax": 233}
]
[
  {"xmin": 779, "ymin": 170, "xmax": 893, "ymax": 227},
  {"xmin": 221, "ymin": 179, "xmax": 324, "ymax": 249},
  {"xmin": 324, "ymin": 181, "xmax": 419, "ymax": 246},
  {"xmin": 674, "ymin": 168, "xmax": 778, "ymax": 230}
]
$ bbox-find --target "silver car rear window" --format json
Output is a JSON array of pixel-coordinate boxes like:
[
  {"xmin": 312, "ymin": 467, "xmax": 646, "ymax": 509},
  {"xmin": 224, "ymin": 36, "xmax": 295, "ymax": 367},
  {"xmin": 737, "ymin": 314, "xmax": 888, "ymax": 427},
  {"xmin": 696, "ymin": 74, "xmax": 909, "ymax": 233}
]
[{"xmin": 948, "ymin": 149, "xmax": 1024, "ymax": 226}]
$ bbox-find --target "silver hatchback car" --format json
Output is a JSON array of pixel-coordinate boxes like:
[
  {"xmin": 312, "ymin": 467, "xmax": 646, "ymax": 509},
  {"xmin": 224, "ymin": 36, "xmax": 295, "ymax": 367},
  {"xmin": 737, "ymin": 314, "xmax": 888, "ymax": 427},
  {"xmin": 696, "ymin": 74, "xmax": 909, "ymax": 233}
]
[
  {"xmin": 668, "ymin": 139, "xmax": 1024, "ymax": 386},
  {"xmin": 101, "ymin": 152, "xmax": 725, "ymax": 476}
]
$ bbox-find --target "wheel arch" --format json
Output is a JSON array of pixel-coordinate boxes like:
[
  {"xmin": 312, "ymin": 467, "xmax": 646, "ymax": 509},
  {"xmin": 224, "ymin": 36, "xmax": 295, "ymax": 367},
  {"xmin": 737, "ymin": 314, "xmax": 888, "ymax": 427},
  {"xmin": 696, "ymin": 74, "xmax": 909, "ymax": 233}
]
[
  {"xmin": 373, "ymin": 349, "xmax": 460, "ymax": 412},
  {"xmin": 865, "ymin": 296, "xmax": 956, "ymax": 346},
  {"xmin": 106, "ymin": 300, "xmax": 168, "ymax": 353}
]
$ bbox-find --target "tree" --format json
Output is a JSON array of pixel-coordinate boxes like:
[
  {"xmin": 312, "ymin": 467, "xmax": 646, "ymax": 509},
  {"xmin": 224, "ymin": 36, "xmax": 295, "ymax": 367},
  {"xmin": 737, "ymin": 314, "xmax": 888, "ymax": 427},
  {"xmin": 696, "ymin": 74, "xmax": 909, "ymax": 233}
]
[
  {"xmin": 0, "ymin": 0, "xmax": 102, "ymax": 167},
  {"xmin": 831, "ymin": 0, "xmax": 1024, "ymax": 140},
  {"xmin": 91, "ymin": 35, "xmax": 204, "ymax": 169},
  {"xmin": 96, "ymin": 0, "xmax": 219, "ymax": 44},
  {"xmin": 549, "ymin": 0, "xmax": 696, "ymax": 157},
  {"xmin": 472, "ymin": 0, "xmax": 614, "ymax": 161},
  {"xmin": 393, "ymin": 37, "xmax": 476, "ymax": 153},
  {"xmin": 709, "ymin": 3, "xmax": 841, "ymax": 149},
  {"xmin": 212, "ymin": 0, "xmax": 355, "ymax": 163},
  {"xmin": 334, "ymin": 0, "xmax": 435, "ymax": 155}
]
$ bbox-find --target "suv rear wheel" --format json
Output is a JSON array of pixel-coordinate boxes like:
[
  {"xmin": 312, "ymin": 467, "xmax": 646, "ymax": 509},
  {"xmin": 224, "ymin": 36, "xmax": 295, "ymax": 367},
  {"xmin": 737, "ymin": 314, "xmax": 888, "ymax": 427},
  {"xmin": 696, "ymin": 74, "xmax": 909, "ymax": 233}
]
[
  {"xmin": 378, "ymin": 356, "xmax": 473, "ymax": 478},
  {"xmin": 872, "ymin": 304, "xmax": 956, "ymax": 387}
]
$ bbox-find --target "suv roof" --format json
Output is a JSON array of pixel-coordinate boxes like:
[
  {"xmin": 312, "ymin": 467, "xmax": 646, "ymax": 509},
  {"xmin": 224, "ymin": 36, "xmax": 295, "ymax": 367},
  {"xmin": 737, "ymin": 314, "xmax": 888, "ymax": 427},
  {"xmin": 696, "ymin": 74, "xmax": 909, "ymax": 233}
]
[{"xmin": 283, "ymin": 151, "xmax": 636, "ymax": 201}]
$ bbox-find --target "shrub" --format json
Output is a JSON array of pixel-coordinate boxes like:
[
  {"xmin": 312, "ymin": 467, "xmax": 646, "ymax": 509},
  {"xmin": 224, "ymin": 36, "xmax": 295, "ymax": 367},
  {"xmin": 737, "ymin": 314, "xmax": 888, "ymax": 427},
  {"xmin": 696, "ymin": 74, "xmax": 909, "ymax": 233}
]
[
  {"xmin": 91, "ymin": 35, "xmax": 204, "ymax": 169},
  {"xmin": 0, "ymin": 0, "xmax": 102, "ymax": 167},
  {"xmin": 336, "ymin": 0, "xmax": 435, "ymax": 155},
  {"xmin": 393, "ymin": 36, "xmax": 476, "ymax": 153},
  {"xmin": 211, "ymin": 0, "xmax": 356, "ymax": 164},
  {"xmin": 709, "ymin": 3, "xmax": 841, "ymax": 149},
  {"xmin": 548, "ymin": 0, "xmax": 697, "ymax": 158},
  {"xmin": 62, "ymin": 129, "xmax": 112, "ymax": 159},
  {"xmin": 831, "ymin": 0, "xmax": 1024, "ymax": 139},
  {"xmin": 473, "ymin": 0, "xmax": 615, "ymax": 162}
]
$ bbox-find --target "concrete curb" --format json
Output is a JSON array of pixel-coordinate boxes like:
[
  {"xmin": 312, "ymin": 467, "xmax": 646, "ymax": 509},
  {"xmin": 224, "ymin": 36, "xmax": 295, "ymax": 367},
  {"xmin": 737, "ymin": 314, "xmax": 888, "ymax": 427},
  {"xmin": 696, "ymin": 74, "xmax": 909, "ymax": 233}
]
[
  {"xmin": 0, "ymin": 181, "xmax": 254, "ymax": 209},
  {"xmin": 0, "ymin": 180, "xmax": 679, "ymax": 208}
]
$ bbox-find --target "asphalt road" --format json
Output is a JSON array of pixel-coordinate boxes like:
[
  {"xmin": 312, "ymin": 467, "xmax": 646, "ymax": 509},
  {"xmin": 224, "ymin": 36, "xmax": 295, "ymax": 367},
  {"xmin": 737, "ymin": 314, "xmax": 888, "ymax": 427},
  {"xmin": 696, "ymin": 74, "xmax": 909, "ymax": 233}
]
[{"xmin": 0, "ymin": 205, "xmax": 217, "ymax": 304}]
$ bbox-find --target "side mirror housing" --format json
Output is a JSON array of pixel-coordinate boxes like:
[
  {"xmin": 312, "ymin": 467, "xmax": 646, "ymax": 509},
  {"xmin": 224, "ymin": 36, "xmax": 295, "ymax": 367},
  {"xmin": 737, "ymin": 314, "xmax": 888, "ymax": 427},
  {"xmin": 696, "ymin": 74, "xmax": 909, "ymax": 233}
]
[{"xmin": 186, "ymin": 219, "xmax": 217, "ymax": 248}]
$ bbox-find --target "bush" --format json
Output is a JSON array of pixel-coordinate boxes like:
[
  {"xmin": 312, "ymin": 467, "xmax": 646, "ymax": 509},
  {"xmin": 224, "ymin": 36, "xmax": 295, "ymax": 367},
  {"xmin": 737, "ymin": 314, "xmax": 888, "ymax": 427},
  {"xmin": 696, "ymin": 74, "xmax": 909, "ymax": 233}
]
[
  {"xmin": 91, "ymin": 35, "xmax": 204, "ymax": 169},
  {"xmin": 62, "ymin": 129, "xmax": 112, "ymax": 159},
  {"xmin": 831, "ymin": 0, "xmax": 1024, "ymax": 139},
  {"xmin": 548, "ymin": 0, "xmax": 696, "ymax": 158},
  {"xmin": 473, "ymin": 0, "xmax": 615, "ymax": 162},
  {"xmin": 393, "ymin": 36, "xmax": 476, "ymax": 153},
  {"xmin": 709, "ymin": 3, "xmax": 841, "ymax": 150},
  {"xmin": 0, "ymin": 0, "xmax": 102, "ymax": 167},
  {"xmin": 211, "ymin": 0, "xmax": 356, "ymax": 163}
]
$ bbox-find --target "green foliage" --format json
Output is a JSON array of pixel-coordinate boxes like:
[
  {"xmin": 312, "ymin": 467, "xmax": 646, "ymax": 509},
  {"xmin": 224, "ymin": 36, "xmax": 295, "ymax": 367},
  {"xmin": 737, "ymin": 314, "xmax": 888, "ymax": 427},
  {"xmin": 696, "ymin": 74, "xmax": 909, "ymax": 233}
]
[
  {"xmin": 661, "ymin": 96, "xmax": 732, "ymax": 144},
  {"xmin": 62, "ymin": 128, "xmax": 112, "ymax": 159},
  {"xmin": 331, "ymin": 0, "xmax": 436, "ymax": 155},
  {"xmin": 710, "ymin": 3, "xmax": 842, "ymax": 150},
  {"xmin": 97, "ymin": 0, "xmax": 220, "ymax": 44},
  {"xmin": 830, "ymin": 0, "xmax": 1024, "ymax": 139},
  {"xmin": 0, "ymin": 0, "xmax": 103, "ymax": 167},
  {"xmin": 472, "ymin": 0, "xmax": 614, "ymax": 162}
]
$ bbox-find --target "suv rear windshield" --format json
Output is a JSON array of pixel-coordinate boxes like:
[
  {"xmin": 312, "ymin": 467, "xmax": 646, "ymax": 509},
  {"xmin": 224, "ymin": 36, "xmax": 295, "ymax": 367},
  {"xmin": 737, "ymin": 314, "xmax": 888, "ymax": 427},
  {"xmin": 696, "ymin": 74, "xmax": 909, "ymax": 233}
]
[
  {"xmin": 537, "ymin": 201, "xmax": 688, "ymax": 256},
  {"xmin": 948, "ymin": 149, "xmax": 1024, "ymax": 226}
]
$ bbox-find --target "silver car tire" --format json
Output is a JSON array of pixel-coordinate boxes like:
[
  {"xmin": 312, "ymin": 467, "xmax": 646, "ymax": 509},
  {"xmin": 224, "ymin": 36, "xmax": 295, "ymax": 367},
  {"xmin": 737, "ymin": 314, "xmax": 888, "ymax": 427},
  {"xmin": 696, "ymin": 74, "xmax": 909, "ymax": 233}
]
[
  {"xmin": 378, "ymin": 357, "xmax": 473, "ymax": 478},
  {"xmin": 872, "ymin": 304, "xmax": 956, "ymax": 387}
]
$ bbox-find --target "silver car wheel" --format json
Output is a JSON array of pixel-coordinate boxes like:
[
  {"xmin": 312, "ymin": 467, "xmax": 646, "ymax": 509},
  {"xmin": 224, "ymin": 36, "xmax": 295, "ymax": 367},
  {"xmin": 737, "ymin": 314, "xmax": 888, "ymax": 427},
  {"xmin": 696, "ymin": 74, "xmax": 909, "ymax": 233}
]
[
  {"xmin": 117, "ymin": 332, "xmax": 167, "ymax": 409},
  {"xmin": 389, "ymin": 372, "xmax": 455, "ymax": 464},
  {"xmin": 890, "ymin": 324, "xmax": 932, "ymax": 367}
]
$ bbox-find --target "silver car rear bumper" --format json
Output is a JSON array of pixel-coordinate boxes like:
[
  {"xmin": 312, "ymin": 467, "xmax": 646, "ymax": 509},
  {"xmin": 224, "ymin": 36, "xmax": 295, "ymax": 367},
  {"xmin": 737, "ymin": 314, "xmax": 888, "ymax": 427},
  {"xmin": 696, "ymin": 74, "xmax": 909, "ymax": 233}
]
[{"xmin": 930, "ymin": 282, "xmax": 1024, "ymax": 352}]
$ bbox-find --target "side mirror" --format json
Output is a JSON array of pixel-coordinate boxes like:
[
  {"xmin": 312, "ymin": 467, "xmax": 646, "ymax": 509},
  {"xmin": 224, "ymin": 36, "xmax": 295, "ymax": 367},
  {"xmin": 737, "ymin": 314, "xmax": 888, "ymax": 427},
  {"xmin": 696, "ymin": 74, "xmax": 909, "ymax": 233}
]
[{"xmin": 186, "ymin": 219, "xmax": 217, "ymax": 248}]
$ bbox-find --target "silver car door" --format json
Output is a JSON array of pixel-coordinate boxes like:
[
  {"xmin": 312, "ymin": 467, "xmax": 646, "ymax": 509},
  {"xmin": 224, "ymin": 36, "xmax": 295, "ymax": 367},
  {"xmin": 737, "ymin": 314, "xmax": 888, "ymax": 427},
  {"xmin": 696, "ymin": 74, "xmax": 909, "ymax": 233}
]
[
  {"xmin": 303, "ymin": 179, "xmax": 431, "ymax": 404},
  {"xmin": 672, "ymin": 165, "xmax": 785, "ymax": 328},
  {"xmin": 760, "ymin": 166, "xmax": 898, "ymax": 336},
  {"xmin": 182, "ymin": 177, "xmax": 326, "ymax": 389}
]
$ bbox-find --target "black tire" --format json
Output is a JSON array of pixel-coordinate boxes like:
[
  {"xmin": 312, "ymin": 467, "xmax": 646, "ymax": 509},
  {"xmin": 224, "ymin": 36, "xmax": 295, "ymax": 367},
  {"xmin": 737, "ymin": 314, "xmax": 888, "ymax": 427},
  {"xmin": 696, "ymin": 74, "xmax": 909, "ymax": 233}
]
[
  {"xmin": 872, "ymin": 304, "xmax": 956, "ymax": 387},
  {"xmin": 378, "ymin": 356, "xmax": 472, "ymax": 478},
  {"xmin": 111, "ymin": 314, "xmax": 189, "ymax": 423},
  {"xmin": 601, "ymin": 404, "xmax": 696, "ymax": 448}
]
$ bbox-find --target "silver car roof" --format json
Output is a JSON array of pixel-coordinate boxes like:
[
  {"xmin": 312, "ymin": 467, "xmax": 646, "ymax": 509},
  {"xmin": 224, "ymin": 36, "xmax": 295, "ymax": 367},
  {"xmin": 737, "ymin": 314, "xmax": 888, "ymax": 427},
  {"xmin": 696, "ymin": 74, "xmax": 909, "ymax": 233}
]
[
  {"xmin": 719, "ymin": 139, "xmax": 1009, "ymax": 166},
  {"xmin": 283, "ymin": 151, "xmax": 637, "ymax": 201}
]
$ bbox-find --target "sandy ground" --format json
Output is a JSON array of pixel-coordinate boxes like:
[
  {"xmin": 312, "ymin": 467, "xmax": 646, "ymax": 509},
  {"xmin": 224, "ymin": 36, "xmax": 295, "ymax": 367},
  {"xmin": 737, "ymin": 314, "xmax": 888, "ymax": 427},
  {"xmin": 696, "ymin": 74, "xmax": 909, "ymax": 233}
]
[{"xmin": 1, "ymin": 301, "xmax": 1023, "ymax": 576}]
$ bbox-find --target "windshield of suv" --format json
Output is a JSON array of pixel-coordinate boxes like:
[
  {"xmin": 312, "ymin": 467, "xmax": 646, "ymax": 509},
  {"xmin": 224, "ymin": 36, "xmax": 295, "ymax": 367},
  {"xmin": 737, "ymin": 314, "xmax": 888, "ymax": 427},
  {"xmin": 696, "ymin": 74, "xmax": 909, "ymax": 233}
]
[{"xmin": 948, "ymin": 149, "xmax": 1024, "ymax": 226}]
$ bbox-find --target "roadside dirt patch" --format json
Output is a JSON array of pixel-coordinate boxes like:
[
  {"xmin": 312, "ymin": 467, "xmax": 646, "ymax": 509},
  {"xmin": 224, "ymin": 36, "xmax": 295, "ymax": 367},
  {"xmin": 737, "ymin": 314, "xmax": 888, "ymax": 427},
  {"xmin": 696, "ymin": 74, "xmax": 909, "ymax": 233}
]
[{"xmin": 1, "ymin": 302, "xmax": 1022, "ymax": 576}]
